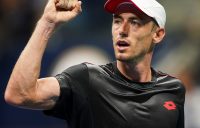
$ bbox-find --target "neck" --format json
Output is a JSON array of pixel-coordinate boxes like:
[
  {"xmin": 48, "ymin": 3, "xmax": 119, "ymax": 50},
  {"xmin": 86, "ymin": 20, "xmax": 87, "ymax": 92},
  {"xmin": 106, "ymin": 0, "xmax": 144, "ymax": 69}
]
[{"xmin": 116, "ymin": 54, "xmax": 152, "ymax": 82}]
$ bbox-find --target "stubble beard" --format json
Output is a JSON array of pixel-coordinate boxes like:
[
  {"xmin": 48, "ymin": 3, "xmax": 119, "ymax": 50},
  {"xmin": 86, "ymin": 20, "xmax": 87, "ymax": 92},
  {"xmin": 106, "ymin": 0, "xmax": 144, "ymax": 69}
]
[{"xmin": 115, "ymin": 50, "xmax": 146, "ymax": 65}]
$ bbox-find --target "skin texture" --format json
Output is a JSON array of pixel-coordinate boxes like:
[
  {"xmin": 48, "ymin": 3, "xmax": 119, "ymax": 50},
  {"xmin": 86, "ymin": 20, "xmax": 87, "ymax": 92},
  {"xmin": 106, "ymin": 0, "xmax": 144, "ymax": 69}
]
[{"xmin": 4, "ymin": 0, "xmax": 165, "ymax": 110}]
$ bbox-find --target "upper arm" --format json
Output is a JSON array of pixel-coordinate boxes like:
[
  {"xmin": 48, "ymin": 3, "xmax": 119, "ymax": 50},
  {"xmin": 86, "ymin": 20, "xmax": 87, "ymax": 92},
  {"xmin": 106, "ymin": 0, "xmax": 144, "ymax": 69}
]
[
  {"xmin": 4, "ymin": 76, "xmax": 60, "ymax": 110},
  {"xmin": 33, "ymin": 77, "xmax": 60, "ymax": 110},
  {"xmin": 38, "ymin": 63, "xmax": 89, "ymax": 111}
]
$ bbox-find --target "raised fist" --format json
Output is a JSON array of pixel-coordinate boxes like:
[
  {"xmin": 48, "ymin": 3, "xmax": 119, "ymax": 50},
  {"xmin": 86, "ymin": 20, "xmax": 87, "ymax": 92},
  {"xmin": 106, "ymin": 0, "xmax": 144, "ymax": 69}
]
[
  {"xmin": 55, "ymin": 0, "xmax": 78, "ymax": 10},
  {"xmin": 41, "ymin": 0, "xmax": 82, "ymax": 24}
]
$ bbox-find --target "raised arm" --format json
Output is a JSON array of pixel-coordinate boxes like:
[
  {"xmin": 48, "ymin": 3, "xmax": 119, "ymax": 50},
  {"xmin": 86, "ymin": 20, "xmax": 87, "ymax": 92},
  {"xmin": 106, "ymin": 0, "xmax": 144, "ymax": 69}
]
[{"xmin": 4, "ymin": 0, "xmax": 82, "ymax": 110}]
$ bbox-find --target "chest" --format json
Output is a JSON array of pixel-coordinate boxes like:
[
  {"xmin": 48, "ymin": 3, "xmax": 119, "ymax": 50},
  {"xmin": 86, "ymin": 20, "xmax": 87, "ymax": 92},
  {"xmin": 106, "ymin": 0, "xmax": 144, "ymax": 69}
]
[{"xmin": 88, "ymin": 74, "xmax": 180, "ymax": 128}]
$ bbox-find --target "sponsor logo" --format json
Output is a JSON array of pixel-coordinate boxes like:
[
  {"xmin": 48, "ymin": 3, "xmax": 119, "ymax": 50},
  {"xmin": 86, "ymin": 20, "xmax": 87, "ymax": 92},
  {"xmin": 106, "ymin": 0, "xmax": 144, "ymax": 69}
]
[{"xmin": 163, "ymin": 101, "xmax": 176, "ymax": 110}]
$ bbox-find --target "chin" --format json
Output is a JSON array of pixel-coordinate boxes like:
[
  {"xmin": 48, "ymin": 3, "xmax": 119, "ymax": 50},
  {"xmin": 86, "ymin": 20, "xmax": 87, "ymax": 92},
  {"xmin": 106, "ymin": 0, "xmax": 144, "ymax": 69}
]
[
  {"xmin": 116, "ymin": 55, "xmax": 132, "ymax": 62},
  {"xmin": 115, "ymin": 52, "xmax": 131, "ymax": 60},
  {"xmin": 116, "ymin": 54, "xmax": 144, "ymax": 64}
]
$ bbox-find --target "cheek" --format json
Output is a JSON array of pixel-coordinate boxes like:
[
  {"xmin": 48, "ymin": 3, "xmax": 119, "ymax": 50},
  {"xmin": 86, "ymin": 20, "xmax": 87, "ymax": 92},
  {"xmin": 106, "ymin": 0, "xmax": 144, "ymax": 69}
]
[
  {"xmin": 133, "ymin": 30, "xmax": 153, "ymax": 43},
  {"xmin": 112, "ymin": 27, "xmax": 117, "ymax": 41},
  {"xmin": 137, "ymin": 36, "xmax": 154, "ymax": 52},
  {"xmin": 129, "ymin": 32, "xmax": 153, "ymax": 50}
]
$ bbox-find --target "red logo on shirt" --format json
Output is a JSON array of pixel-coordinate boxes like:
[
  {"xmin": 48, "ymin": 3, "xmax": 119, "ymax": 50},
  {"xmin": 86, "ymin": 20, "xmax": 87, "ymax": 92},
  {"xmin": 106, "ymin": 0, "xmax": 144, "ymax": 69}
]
[{"xmin": 163, "ymin": 101, "xmax": 176, "ymax": 110}]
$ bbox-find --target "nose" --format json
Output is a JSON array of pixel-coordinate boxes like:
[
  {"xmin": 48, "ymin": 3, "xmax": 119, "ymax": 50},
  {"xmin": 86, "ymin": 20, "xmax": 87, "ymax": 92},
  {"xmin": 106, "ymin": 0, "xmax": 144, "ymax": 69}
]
[{"xmin": 119, "ymin": 22, "xmax": 129, "ymax": 38}]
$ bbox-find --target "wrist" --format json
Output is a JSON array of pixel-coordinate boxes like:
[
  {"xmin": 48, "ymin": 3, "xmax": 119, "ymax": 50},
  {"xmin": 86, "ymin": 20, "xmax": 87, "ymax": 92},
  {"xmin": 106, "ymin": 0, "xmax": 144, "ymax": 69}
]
[
  {"xmin": 38, "ymin": 17, "xmax": 57, "ymax": 30},
  {"xmin": 33, "ymin": 19, "xmax": 57, "ymax": 42}
]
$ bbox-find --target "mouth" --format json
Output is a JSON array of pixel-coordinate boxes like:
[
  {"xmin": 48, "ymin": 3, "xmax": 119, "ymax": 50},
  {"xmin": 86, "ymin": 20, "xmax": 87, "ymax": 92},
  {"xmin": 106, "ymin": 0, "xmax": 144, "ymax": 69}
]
[
  {"xmin": 116, "ymin": 41, "xmax": 130, "ymax": 47},
  {"xmin": 115, "ymin": 40, "xmax": 130, "ymax": 51}
]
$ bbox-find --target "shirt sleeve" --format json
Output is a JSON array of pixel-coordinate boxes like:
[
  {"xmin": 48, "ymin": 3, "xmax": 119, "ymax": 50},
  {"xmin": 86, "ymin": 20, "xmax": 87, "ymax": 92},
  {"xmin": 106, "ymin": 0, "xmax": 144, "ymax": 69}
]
[{"xmin": 43, "ymin": 63, "xmax": 89, "ymax": 120}]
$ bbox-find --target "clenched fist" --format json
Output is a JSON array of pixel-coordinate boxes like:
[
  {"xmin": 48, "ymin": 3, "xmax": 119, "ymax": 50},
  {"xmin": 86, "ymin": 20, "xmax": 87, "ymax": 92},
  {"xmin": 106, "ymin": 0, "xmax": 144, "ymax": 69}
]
[
  {"xmin": 41, "ymin": 0, "xmax": 82, "ymax": 25},
  {"xmin": 55, "ymin": 0, "xmax": 78, "ymax": 10}
]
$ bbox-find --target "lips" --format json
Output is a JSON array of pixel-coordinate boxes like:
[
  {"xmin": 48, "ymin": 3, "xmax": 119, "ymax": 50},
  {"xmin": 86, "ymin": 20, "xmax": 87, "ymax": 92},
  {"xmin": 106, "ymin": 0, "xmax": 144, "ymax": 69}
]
[
  {"xmin": 115, "ymin": 40, "xmax": 130, "ymax": 51},
  {"xmin": 116, "ymin": 41, "xmax": 130, "ymax": 47}
]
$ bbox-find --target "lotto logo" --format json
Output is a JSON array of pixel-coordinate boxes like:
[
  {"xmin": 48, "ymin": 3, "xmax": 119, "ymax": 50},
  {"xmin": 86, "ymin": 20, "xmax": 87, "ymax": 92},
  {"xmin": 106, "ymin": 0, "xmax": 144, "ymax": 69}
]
[{"xmin": 163, "ymin": 101, "xmax": 176, "ymax": 110}]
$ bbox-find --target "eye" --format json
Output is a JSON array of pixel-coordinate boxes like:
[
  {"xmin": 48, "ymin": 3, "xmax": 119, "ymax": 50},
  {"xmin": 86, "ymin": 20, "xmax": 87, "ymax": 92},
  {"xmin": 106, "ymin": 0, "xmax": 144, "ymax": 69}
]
[
  {"xmin": 113, "ymin": 19, "xmax": 121, "ymax": 24},
  {"xmin": 131, "ymin": 19, "xmax": 143, "ymax": 27}
]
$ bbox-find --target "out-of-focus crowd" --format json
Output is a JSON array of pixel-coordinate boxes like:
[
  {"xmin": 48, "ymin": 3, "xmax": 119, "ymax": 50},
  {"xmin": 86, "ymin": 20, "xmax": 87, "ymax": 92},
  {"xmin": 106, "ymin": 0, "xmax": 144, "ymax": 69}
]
[{"xmin": 0, "ymin": 0, "xmax": 200, "ymax": 128}]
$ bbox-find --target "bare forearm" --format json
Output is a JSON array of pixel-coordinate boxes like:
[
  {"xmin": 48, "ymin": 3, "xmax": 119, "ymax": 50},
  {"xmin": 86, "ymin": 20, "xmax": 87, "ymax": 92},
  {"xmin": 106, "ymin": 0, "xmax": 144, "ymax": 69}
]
[
  {"xmin": 18, "ymin": 19, "xmax": 55, "ymax": 83},
  {"xmin": 5, "ymin": 19, "xmax": 56, "ymax": 105}
]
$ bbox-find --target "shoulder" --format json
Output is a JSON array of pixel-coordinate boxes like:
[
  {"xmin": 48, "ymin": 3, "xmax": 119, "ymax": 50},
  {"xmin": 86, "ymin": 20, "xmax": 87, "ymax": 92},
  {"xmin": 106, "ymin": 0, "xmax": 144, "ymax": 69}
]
[
  {"xmin": 58, "ymin": 62, "xmax": 114, "ymax": 80},
  {"xmin": 62, "ymin": 63, "xmax": 88, "ymax": 75},
  {"xmin": 84, "ymin": 62, "xmax": 114, "ymax": 76},
  {"xmin": 156, "ymin": 70, "xmax": 183, "ymax": 84},
  {"xmin": 154, "ymin": 69, "xmax": 186, "ymax": 94},
  {"xmin": 55, "ymin": 63, "xmax": 89, "ymax": 83}
]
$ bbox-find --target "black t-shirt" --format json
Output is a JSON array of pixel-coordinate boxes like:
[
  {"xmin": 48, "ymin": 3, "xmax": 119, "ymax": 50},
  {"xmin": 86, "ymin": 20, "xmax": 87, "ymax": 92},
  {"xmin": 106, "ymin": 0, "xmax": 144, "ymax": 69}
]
[{"xmin": 44, "ymin": 62, "xmax": 185, "ymax": 128}]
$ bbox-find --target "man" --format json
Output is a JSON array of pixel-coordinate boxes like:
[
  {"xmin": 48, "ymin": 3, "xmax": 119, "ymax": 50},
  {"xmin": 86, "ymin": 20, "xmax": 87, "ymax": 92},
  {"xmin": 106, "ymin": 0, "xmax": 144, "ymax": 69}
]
[{"xmin": 4, "ymin": 0, "xmax": 185, "ymax": 128}]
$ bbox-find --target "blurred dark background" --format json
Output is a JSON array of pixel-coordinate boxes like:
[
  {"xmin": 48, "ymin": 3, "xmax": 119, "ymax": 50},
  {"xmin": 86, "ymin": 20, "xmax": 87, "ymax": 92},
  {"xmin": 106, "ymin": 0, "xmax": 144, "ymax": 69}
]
[{"xmin": 0, "ymin": 0, "xmax": 200, "ymax": 128}]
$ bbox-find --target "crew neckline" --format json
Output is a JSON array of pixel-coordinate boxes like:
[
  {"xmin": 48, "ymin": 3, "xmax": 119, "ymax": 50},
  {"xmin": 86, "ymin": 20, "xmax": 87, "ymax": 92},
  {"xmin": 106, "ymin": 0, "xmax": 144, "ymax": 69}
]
[{"xmin": 111, "ymin": 61, "xmax": 157, "ymax": 89}]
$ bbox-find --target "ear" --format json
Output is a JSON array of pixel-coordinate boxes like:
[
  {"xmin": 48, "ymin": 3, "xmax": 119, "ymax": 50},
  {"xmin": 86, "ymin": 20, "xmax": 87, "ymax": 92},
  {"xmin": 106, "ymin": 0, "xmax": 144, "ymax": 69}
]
[{"xmin": 152, "ymin": 28, "xmax": 165, "ymax": 44}]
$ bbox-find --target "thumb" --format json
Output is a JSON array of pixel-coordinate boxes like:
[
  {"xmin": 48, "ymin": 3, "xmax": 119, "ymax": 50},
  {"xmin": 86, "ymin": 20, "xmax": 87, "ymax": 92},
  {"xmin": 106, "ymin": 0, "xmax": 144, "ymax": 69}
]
[{"xmin": 72, "ymin": 1, "xmax": 82, "ymax": 14}]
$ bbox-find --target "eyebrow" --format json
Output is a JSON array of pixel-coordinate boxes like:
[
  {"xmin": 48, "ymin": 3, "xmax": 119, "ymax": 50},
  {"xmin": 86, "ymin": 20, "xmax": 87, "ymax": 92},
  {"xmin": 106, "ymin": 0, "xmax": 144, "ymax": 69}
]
[
  {"xmin": 113, "ymin": 14, "xmax": 121, "ymax": 19},
  {"xmin": 113, "ymin": 14, "xmax": 157, "ymax": 26}
]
